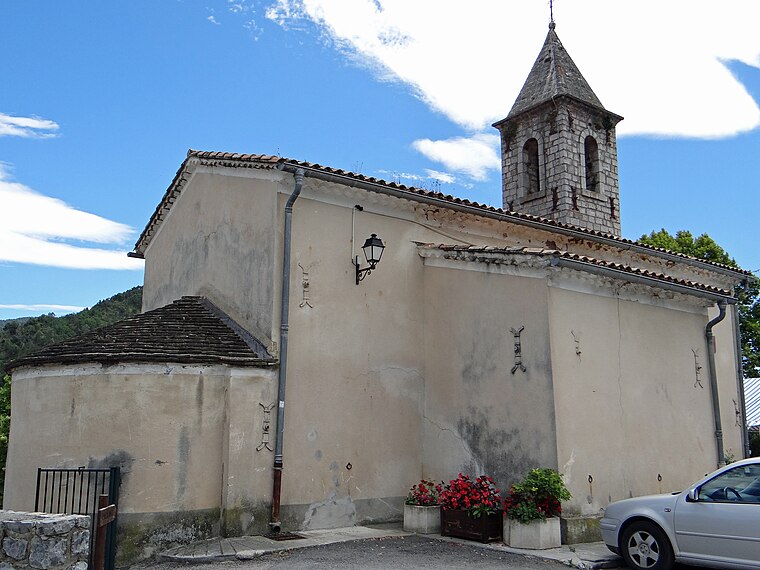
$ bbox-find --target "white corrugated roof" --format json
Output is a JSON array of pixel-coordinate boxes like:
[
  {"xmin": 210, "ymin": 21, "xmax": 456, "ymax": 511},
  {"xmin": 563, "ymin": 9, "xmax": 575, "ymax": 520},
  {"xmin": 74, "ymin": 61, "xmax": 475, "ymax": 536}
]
[{"xmin": 746, "ymin": 378, "xmax": 760, "ymax": 427}]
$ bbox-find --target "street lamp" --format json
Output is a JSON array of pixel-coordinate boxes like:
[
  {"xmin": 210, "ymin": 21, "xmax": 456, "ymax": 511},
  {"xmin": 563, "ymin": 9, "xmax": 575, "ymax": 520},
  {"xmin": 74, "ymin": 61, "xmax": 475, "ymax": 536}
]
[{"xmin": 355, "ymin": 234, "xmax": 385, "ymax": 285}]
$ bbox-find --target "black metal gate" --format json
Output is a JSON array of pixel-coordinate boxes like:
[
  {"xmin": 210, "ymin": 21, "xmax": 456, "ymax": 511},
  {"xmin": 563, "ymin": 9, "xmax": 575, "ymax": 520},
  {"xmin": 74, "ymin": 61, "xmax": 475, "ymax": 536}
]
[{"xmin": 34, "ymin": 467, "xmax": 120, "ymax": 570}]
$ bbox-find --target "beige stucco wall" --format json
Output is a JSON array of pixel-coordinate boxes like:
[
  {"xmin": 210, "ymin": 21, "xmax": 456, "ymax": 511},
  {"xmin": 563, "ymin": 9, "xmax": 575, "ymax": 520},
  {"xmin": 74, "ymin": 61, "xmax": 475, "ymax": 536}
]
[
  {"xmin": 4, "ymin": 363, "xmax": 275, "ymax": 539},
  {"xmin": 422, "ymin": 263, "xmax": 558, "ymax": 491},
  {"xmin": 275, "ymin": 191, "xmax": 428, "ymax": 529},
  {"xmin": 548, "ymin": 285, "xmax": 744, "ymax": 517},
  {"xmin": 142, "ymin": 168, "xmax": 280, "ymax": 347},
  {"xmin": 73, "ymin": 166, "xmax": 743, "ymax": 538}
]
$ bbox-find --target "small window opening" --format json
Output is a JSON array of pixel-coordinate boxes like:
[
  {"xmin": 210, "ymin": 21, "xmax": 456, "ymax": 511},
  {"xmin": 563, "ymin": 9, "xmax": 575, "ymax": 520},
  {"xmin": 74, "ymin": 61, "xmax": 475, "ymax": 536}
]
[
  {"xmin": 523, "ymin": 138, "xmax": 540, "ymax": 195},
  {"xmin": 584, "ymin": 136, "xmax": 599, "ymax": 192}
]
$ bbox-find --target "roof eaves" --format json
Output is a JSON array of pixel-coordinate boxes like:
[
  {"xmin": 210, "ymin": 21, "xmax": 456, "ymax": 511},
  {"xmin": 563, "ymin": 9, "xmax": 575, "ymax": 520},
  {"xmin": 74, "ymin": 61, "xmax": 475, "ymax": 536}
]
[
  {"xmin": 281, "ymin": 162, "xmax": 749, "ymax": 278},
  {"xmin": 10, "ymin": 354, "xmax": 276, "ymax": 370},
  {"xmin": 134, "ymin": 151, "xmax": 750, "ymax": 279},
  {"xmin": 418, "ymin": 244, "xmax": 735, "ymax": 302},
  {"xmin": 494, "ymin": 94, "xmax": 624, "ymax": 128}
]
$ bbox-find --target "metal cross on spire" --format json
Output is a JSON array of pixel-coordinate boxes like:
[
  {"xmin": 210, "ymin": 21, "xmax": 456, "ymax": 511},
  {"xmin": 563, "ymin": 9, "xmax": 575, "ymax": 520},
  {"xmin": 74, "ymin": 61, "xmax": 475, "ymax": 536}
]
[{"xmin": 549, "ymin": 0, "xmax": 554, "ymax": 25}]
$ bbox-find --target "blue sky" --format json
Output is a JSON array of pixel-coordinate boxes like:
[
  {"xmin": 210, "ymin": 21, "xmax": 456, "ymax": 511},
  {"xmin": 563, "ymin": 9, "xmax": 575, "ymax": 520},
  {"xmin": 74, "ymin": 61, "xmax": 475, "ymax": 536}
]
[{"xmin": 1, "ymin": 1, "xmax": 759, "ymax": 319}]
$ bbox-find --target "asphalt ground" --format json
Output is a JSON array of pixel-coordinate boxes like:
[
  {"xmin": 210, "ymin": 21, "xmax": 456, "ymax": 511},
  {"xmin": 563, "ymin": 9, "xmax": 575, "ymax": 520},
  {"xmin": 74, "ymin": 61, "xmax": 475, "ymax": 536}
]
[{"xmin": 135, "ymin": 535, "xmax": 571, "ymax": 569}]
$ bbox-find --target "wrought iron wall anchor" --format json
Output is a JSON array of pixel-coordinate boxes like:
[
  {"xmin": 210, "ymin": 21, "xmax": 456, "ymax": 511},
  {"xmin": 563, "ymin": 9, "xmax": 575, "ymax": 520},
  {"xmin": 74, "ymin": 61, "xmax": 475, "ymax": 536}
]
[
  {"xmin": 257, "ymin": 402, "xmax": 275, "ymax": 452},
  {"xmin": 298, "ymin": 263, "xmax": 313, "ymax": 308},
  {"xmin": 733, "ymin": 399, "xmax": 742, "ymax": 427},
  {"xmin": 692, "ymin": 349, "xmax": 704, "ymax": 388},
  {"xmin": 571, "ymin": 330, "xmax": 582, "ymax": 357},
  {"xmin": 511, "ymin": 326, "xmax": 526, "ymax": 374}
]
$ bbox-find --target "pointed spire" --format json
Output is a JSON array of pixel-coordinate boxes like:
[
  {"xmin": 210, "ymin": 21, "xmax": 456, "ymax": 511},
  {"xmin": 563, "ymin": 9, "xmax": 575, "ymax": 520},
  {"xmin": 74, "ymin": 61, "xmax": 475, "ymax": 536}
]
[{"xmin": 506, "ymin": 23, "xmax": 607, "ymax": 119}]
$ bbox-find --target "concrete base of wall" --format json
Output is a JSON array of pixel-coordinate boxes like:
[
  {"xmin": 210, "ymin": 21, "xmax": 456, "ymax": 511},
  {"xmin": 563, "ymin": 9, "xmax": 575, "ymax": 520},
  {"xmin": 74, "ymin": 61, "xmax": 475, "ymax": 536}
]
[
  {"xmin": 279, "ymin": 495, "xmax": 404, "ymax": 532},
  {"xmin": 116, "ymin": 508, "xmax": 220, "ymax": 566},
  {"xmin": 560, "ymin": 515, "xmax": 602, "ymax": 544}
]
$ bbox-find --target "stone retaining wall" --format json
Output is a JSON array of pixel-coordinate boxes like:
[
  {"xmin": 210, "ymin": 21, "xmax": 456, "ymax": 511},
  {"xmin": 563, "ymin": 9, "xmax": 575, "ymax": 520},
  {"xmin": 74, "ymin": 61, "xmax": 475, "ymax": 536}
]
[{"xmin": 0, "ymin": 511, "xmax": 90, "ymax": 569}]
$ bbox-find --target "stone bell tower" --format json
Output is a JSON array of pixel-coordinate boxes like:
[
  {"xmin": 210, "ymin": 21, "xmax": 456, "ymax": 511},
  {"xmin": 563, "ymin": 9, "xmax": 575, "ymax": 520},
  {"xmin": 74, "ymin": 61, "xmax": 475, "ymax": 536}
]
[{"xmin": 493, "ymin": 23, "xmax": 624, "ymax": 236}]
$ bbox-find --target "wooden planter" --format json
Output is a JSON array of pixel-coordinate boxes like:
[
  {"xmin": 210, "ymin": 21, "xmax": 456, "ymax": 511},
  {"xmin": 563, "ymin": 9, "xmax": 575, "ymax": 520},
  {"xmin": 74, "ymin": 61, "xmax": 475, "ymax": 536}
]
[
  {"xmin": 403, "ymin": 504, "xmax": 441, "ymax": 534},
  {"xmin": 440, "ymin": 508, "xmax": 502, "ymax": 543},
  {"xmin": 504, "ymin": 517, "xmax": 561, "ymax": 549}
]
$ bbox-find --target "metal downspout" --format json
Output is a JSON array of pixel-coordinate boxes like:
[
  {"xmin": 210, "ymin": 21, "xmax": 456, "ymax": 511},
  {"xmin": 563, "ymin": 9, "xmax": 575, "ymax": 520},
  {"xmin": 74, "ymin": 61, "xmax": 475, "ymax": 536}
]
[
  {"xmin": 270, "ymin": 168, "xmax": 305, "ymax": 531},
  {"xmin": 706, "ymin": 301, "xmax": 727, "ymax": 467},
  {"xmin": 732, "ymin": 302, "xmax": 750, "ymax": 458}
]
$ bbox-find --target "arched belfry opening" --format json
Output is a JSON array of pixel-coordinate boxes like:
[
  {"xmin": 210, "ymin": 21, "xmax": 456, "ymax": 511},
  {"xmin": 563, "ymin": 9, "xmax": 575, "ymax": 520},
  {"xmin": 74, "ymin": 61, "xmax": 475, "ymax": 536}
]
[
  {"xmin": 523, "ymin": 138, "xmax": 541, "ymax": 195},
  {"xmin": 584, "ymin": 136, "xmax": 599, "ymax": 192},
  {"xmin": 492, "ymin": 22, "xmax": 623, "ymax": 236}
]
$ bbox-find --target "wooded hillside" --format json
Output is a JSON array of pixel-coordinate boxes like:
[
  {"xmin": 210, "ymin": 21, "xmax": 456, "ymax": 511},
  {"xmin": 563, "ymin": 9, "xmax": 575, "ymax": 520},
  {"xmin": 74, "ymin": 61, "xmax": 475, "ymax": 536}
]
[{"xmin": 0, "ymin": 286, "xmax": 143, "ymax": 376}]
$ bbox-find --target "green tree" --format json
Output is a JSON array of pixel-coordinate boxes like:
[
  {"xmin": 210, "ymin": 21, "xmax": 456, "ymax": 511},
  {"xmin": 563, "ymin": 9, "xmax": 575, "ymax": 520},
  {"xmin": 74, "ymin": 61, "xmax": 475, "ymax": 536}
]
[
  {"xmin": 639, "ymin": 230, "xmax": 759, "ymax": 377},
  {"xmin": 751, "ymin": 430, "xmax": 760, "ymax": 457}
]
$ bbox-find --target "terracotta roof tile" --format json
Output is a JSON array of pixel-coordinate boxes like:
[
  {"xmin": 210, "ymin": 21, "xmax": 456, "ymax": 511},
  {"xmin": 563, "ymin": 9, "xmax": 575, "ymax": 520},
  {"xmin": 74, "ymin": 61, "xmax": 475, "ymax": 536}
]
[
  {"xmin": 9, "ymin": 297, "xmax": 275, "ymax": 370},
  {"xmin": 419, "ymin": 244, "xmax": 733, "ymax": 298},
  {"xmin": 131, "ymin": 149, "xmax": 750, "ymax": 278}
]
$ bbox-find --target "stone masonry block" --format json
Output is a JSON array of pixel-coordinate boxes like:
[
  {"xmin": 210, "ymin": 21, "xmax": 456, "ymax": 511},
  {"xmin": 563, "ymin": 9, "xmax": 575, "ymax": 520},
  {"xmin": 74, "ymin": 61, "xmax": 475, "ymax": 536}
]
[
  {"xmin": 3, "ymin": 537, "xmax": 29, "ymax": 560},
  {"xmin": 4, "ymin": 520, "xmax": 37, "ymax": 533},
  {"xmin": 69, "ymin": 562, "xmax": 88, "ymax": 570},
  {"xmin": 29, "ymin": 536, "xmax": 67, "ymax": 570},
  {"xmin": 39, "ymin": 518, "xmax": 75, "ymax": 536},
  {"xmin": 71, "ymin": 530, "xmax": 90, "ymax": 556}
]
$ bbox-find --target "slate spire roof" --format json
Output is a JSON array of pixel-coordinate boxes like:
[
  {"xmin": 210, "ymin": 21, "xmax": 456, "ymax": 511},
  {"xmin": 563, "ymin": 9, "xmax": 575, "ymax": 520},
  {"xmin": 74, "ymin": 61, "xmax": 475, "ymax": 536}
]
[
  {"xmin": 506, "ymin": 22, "xmax": 611, "ymax": 119},
  {"xmin": 9, "ymin": 297, "xmax": 275, "ymax": 370}
]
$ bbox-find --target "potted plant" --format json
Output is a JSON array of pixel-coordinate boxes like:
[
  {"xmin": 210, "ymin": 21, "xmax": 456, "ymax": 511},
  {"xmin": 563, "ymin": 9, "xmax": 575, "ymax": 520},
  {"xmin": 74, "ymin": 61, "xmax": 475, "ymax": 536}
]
[
  {"xmin": 503, "ymin": 468, "xmax": 571, "ymax": 549},
  {"xmin": 439, "ymin": 473, "xmax": 502, "ymax": 543},
  {"xmin": 403, "ymin": 479, "xmax": 441, "ymax": 533}
]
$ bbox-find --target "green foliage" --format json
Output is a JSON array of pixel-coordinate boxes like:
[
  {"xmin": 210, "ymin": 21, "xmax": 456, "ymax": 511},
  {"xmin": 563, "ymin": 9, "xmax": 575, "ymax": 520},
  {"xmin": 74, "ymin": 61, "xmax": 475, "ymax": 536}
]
[
  {"xmin": 750, "ymin": 430, "xmax": 760, "ymax": 458},
  {"xmin": 639, "ymin": 229, "xmax": 760, "ymax": 377},
  {"xmin": 504, "ymin": 468, "xmax": 572, "ymax": 524},
  {"xmin": 0, "ymin": 286, "xmax": 142, "ymax": 505},
  {"xmin": 405, "ymin": 479, "xmax": 440, "ymax": 506},
  {"xmin": 738, "ymin": 278, "xmax": 760, "ymax": 377},
  {"xmin": 0, "ymin": 374, "xmax": 10, "ymax": 504},
  {"xmin": 639, "ymin": 229, "xmax": 735, "ymax": 266}
]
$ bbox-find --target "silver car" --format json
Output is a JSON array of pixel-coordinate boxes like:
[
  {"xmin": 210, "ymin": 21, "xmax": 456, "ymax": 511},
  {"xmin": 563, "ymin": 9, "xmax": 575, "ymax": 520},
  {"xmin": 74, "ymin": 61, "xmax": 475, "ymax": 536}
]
[{"xmin": 601, "ymin": 457, "xmax": 760, "ymax": 569}]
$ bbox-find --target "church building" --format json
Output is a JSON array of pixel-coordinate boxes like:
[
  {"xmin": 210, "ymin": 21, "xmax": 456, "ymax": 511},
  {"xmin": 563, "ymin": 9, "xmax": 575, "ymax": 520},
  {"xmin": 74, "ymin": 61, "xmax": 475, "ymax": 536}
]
[{"xmin": 4, "ymin": 23, "xmax": 750, "ymax": 562}]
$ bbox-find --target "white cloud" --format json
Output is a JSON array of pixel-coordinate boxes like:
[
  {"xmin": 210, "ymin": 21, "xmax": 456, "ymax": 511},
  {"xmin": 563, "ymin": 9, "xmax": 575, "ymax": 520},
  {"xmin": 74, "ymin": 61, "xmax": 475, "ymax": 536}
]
[
  {"xmin": 0, "ymin": 170, "xmax": 143, "ymax": 270},
  {"xmin": 413, "ymin": 134, "xmax": 500, "ymax": 181},
  {"xmin": 375, "ymin": 168, "xmax": 461, "ymax": 188},
  {"xmin": 265, "ymin": 0, "xmax": 308, "ymax": 27},
  {"xmin": 0, "ymin": 304, "xmax": 86, "ymax": 313},
  {"xmin": 0, "ymin": 113, "xmax": 59, "ymax": 139},
  {"xmin": 207, "ymin": 15, "xmax": 221, "ymax": 24},
  {"xmin": 227, "ymin": 1, "xmax": 247, "ymax": 13},
  {"xmin": 424, "ymin": 170, "xmax": 456, "ymax": 185},
  {"xmin": 266, "ymin": 0, "xmax": 760, "ymax": 138}
]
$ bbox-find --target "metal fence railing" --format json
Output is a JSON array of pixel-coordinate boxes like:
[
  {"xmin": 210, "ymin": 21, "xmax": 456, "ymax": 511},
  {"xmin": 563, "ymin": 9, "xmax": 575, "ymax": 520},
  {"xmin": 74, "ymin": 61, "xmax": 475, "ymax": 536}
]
[{"xmin": 35, "ymin": 467, "xmax": 120, "ymax": 570}]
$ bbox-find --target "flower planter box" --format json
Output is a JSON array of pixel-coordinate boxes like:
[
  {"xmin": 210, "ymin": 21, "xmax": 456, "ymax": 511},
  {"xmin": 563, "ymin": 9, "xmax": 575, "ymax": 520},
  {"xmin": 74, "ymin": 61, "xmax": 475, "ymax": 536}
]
[
  {"xmin": 440, "ymin": 509, "xmax": 502, "ymax": 543},
  {"xmin": 504, "ymin": 517, "xmax": 561, "ymax": 549},
  {"xmin": 403, "ymin": 504, "xmax": 441, "ymax": 534}
]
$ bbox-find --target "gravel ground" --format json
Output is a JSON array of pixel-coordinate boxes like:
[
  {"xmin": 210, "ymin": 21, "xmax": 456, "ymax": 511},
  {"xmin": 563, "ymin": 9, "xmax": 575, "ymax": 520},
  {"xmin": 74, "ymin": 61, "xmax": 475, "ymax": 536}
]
[{"xmin": 133, "ymin": 535, "xmax": 568, "ymax": 569}]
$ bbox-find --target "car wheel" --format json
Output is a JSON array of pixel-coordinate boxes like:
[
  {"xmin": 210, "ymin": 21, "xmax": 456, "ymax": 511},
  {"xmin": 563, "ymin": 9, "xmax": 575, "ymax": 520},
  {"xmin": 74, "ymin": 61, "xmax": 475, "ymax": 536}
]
[{"xmin": 620, "ymin": 521, "xmax": 674, "ymax": 570}]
